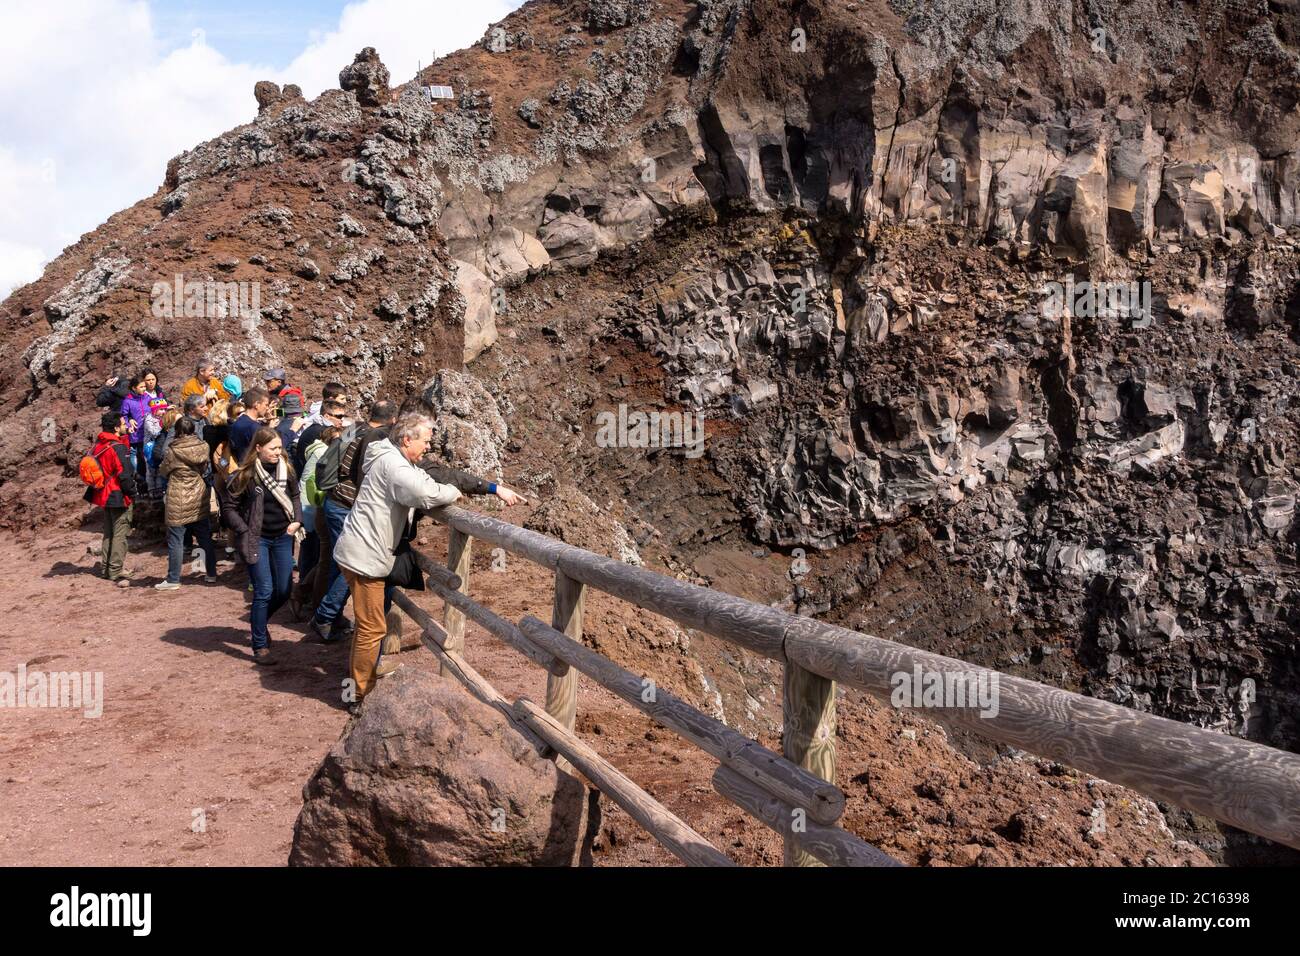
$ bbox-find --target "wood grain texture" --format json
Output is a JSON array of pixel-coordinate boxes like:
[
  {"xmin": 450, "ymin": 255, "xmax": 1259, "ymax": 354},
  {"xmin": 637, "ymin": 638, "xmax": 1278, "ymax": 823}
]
[
  {"xmin": 515, "ymin": 698, "xmax": 736, "ymax": 867},
  {"xmin": 781, "ymin": 661, "xmax": 837, "ymax": 866},
  {"xmin": 440, "ymin": 527, "xmax": 472, "ymax": 679},
  {"xmin": 782, "ymin": 615, "xmax": 1300, "ymax": 851},
  {"xmin": 519, "ymin": 614, "xmax": 844, "ymax": 824},
  {"xmin": 425, "ymin": 505, "xmax": 787, "ymax": 659},
  {"xmin": 712, "ymin": 766, "xmax": 902, "ymax": 868},
  {"xmin": 545, "ymin": 571, "xmax": 585, "ymax": 732}
]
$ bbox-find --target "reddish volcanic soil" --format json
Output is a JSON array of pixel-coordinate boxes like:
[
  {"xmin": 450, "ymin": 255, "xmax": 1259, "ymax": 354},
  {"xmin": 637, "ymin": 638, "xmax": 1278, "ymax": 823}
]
[{"xmin": 0, "ymin": 506, "xmax": 1210, "ymax": 867}]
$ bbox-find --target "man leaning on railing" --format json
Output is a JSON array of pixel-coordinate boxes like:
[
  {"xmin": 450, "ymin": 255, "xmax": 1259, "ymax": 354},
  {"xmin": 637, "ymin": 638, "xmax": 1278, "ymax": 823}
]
[{"xmin": 330, "ymin": 413, "xmax": 523, "ymax": 713}]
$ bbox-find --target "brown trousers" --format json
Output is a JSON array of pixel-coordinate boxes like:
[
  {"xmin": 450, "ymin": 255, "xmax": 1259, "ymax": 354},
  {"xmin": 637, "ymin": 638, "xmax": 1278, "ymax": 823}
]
[{"xmin": 342, "ymin": 567, "xmax": 387, "ymax": 699}]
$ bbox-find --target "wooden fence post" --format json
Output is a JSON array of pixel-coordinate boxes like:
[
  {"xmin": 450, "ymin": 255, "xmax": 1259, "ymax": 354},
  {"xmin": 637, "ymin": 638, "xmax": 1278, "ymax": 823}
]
[
  {"xmin": 545, "ymin": 571, "xmax": 585, "ymax": 731},
  {"xmin": 782, "ymin": 660, "xmax": 836, "ymax": 867},
  {"xmin": 441, "ymin": 527, "xmax": 472, "ymax": 678}
]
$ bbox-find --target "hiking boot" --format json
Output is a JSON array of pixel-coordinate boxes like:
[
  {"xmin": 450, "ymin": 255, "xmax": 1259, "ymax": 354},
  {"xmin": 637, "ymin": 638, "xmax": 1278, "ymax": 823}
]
[
  {"xmin": 114, "ymin": 577, "xmax": 131, "ymax": 589},
  {"xmin": 253, "ymin": 647, "xmax": 277, "ymax": 666},
  {"xmin": 204, "ymin": 575, "xmax": 218, "ymax": 584},
  {"xmin": 308, "ymin": 618, "xmax": 341, "ymax": 644},
  {"xmin": 154, "ymin": 581, "xmax": 181, "ymax": 591},
  {"xmin": 375, "ymin": 658, "xmax": 402, "ymax": 679}
]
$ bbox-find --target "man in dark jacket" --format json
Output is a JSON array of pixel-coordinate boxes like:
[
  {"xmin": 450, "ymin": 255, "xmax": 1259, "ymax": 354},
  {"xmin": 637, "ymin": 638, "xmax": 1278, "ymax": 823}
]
[
  {"xmin": 95, "ymin": 373, "xmax": 131, "ymax": 410},
  {"xmin": 87, "ymin": 410, "xmax": 138, "ymax": 587},
  {"xmin": 229, "ymin": 386, "xmax": 270, "ymax": 463},
  {"xmin": 306, "ymin": 401, "xmax": 398, "ymax": 642},
  {"xmin": 292, "ymin": 399, "xmax": 347, "ymax": 475}
]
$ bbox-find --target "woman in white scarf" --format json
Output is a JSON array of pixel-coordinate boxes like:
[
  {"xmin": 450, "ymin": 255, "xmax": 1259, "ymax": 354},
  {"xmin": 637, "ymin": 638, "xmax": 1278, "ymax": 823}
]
[{"xmin": 216, "ymin": 427, "xmax": 304, "ymax": 665}]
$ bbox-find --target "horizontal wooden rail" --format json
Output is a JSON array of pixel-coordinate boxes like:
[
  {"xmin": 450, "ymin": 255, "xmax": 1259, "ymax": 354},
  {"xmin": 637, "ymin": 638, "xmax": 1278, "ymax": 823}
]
[
  {"xmin": 388, "ymin": 589, "xmax": 550, "ymax": 753},
  {"xmin": 519, "ymin": 615, "xmax": 845, "ymax": 825},
  {"xmin": 515, "ymin": 699, "xmax": 736, "ymax": 867},
  {"xmin": 712, "ymin": 766, "xmax": 903, "ymax": 867},
  {"xmin": 424, "ymin": 504, "xmax": 1300, "ymax": 851},
  {"xmin": 781, "ymin": 616, "xmax": 1300, "ymax": 851},
  {"xmin": 426, "ymin": 505, "xmax": 787, "ymax": 659},
  {"xmin": 414, "ymin": 552, "xmax": 566, "ymax": 676}
]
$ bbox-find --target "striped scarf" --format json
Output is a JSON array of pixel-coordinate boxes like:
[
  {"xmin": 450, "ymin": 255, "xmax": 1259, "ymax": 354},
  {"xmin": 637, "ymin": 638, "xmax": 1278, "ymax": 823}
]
[{"xmin": 254, "ymin": 458, "xmax": 304, "ymax": 541}]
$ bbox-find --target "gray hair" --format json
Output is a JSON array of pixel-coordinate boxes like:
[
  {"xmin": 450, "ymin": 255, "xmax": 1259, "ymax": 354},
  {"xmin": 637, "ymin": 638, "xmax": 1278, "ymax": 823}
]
[
  {"xmin": 196, "ymin": 356, "xmax": 213, "ymax": 372},
  {"xmin": 390, "ymin": 413, "xmax": 433, "ymax": 449},
  {"xmin": 184, "ymin": 393, "xmax": 207, "ymax": 413}
]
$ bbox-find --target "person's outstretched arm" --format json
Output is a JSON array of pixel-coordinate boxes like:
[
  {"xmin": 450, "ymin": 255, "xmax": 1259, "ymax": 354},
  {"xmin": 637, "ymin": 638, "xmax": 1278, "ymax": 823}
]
[{"xmin": 420, "ymin": 461, "xmax": 525, "ymax": 505}]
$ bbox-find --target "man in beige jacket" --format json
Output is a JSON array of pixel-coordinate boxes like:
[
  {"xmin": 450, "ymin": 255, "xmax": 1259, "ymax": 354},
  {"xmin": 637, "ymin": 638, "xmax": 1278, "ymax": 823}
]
[{"xmin": 332, "ymin": 414, "xmax": 462, "ymax": 706}]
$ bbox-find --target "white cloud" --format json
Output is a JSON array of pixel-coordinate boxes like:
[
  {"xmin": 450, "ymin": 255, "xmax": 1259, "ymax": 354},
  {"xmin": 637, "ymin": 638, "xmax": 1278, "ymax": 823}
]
[{"xmin": 0, "ymin": 0, "xmax": 518, "ymax": 297}]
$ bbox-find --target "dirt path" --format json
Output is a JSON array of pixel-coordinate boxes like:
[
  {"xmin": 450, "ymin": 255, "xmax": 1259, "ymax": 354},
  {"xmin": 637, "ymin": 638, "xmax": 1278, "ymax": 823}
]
[{"xmin": 0, "ymin": 518, "xmax": 744, "ymax": 866}]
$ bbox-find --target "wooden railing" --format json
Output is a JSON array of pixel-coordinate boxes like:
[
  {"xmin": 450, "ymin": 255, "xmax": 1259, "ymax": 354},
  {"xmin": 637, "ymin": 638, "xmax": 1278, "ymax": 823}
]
[{"xmin": 386, "ymin": 503, "xmax": 1300, "ymax": 865}]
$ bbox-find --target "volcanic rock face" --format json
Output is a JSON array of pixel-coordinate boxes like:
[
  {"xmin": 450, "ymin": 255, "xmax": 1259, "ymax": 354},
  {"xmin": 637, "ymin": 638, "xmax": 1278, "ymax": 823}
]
[
  {"xmin": 338, "ymin": 46, "xmax": 391, "ymax": 107},
  {"xmin": 2, "ymin": 0, "xmax": 1300, "ymax": 854},
  {"xmin": 289, "ymin": 668, "xmax": 591, "ymax": 866}
]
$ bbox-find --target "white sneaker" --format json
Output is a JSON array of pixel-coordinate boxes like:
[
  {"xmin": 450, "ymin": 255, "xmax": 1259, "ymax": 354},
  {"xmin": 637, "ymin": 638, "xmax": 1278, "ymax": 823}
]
[{"xmin": 154, "ymin": 581, "xmax": 181, "ymax": 591}]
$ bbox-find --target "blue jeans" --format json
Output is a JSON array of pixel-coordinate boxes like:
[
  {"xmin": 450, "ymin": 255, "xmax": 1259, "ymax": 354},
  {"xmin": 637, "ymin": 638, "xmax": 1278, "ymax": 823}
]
[
  {"xmin": 167, "ymin": 522, "xmax": 215, "ymax": 583},
  {"xmin": 299, "ymin": 503, "xmax": 320, "ymax": 579},
  {"xmin": 130, "ymin": 443, "xmax": 148, "ymax": 487},
  {"xmin": 313, "ymin": 499, "xmax": 353, "ymax": 626},
  {"xmin": 248, "ymin": 533, "xmax": 295, "ymax": 650}
]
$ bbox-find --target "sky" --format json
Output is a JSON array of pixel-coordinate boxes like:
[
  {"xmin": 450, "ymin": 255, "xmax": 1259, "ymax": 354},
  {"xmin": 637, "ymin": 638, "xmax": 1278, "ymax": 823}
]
[{"xmin": 0, "ymin": 0, "xmax": 522, "ymax": 297}]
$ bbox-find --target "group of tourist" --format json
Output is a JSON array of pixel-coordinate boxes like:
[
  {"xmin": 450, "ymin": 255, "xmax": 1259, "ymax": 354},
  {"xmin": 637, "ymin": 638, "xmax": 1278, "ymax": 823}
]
[{"xmin": 85, "ymin": 355, "xmax": 523, "ymax": 712}]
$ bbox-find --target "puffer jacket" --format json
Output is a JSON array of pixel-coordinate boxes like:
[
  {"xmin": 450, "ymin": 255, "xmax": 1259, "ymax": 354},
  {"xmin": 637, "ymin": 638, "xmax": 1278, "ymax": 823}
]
[
  {"xmin": 217, "ymin": 464, "xmax": 303, "ymax": 565},
  {"xmin": 120, "ymin": 392, "xmax": 154, "ymax": 446},
  {"xmin": 160, "ymin": 435, "xmax": 211, "ymax": 527}
]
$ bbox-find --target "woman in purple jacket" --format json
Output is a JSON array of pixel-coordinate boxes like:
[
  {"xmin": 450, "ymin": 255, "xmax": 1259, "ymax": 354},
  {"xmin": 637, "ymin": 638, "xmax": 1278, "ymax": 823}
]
[{"xmin": 120, "ymin": 374, "xmax": 163, "ymax": 487}]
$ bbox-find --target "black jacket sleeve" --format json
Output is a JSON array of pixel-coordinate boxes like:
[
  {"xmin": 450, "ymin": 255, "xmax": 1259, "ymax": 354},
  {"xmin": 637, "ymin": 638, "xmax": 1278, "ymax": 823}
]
[
  {"xmin": 96, "ymin": 382, "xmax": 128, "ymax": 409},
  {"xmin": 287, "ymin": 469, "xmax": 304, "ymax": 525},
  {"xmin": 421, "ymin": 461, "xmax": 493, "ymax": 495},
  {"xmin": 114, "ymin": 444, "xmax": 137, "ymax": 498},
  {"xmin": 218, "ymin": 479, "xmax": 250, "ymax": 535}
]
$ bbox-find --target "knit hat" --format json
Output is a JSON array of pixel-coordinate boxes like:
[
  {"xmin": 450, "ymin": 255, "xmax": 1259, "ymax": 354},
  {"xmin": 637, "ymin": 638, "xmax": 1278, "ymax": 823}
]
[{"xmin": 222, "ymin": 374, "xmax": 242, "ymax": 398}]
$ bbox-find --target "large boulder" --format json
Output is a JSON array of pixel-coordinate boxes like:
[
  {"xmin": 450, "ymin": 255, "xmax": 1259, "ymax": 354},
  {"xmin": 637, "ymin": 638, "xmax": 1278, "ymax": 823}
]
[
  {"xmin": 290, "ymin": 668, "xmax": 592, "ymax": 866},
  {"xmin": 451, "ymin": 259, "xmax": 498, "ymax": 363},
  {"xmin": 421, "ymin": 368, "xmax": 507, "ymax": 481}
]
